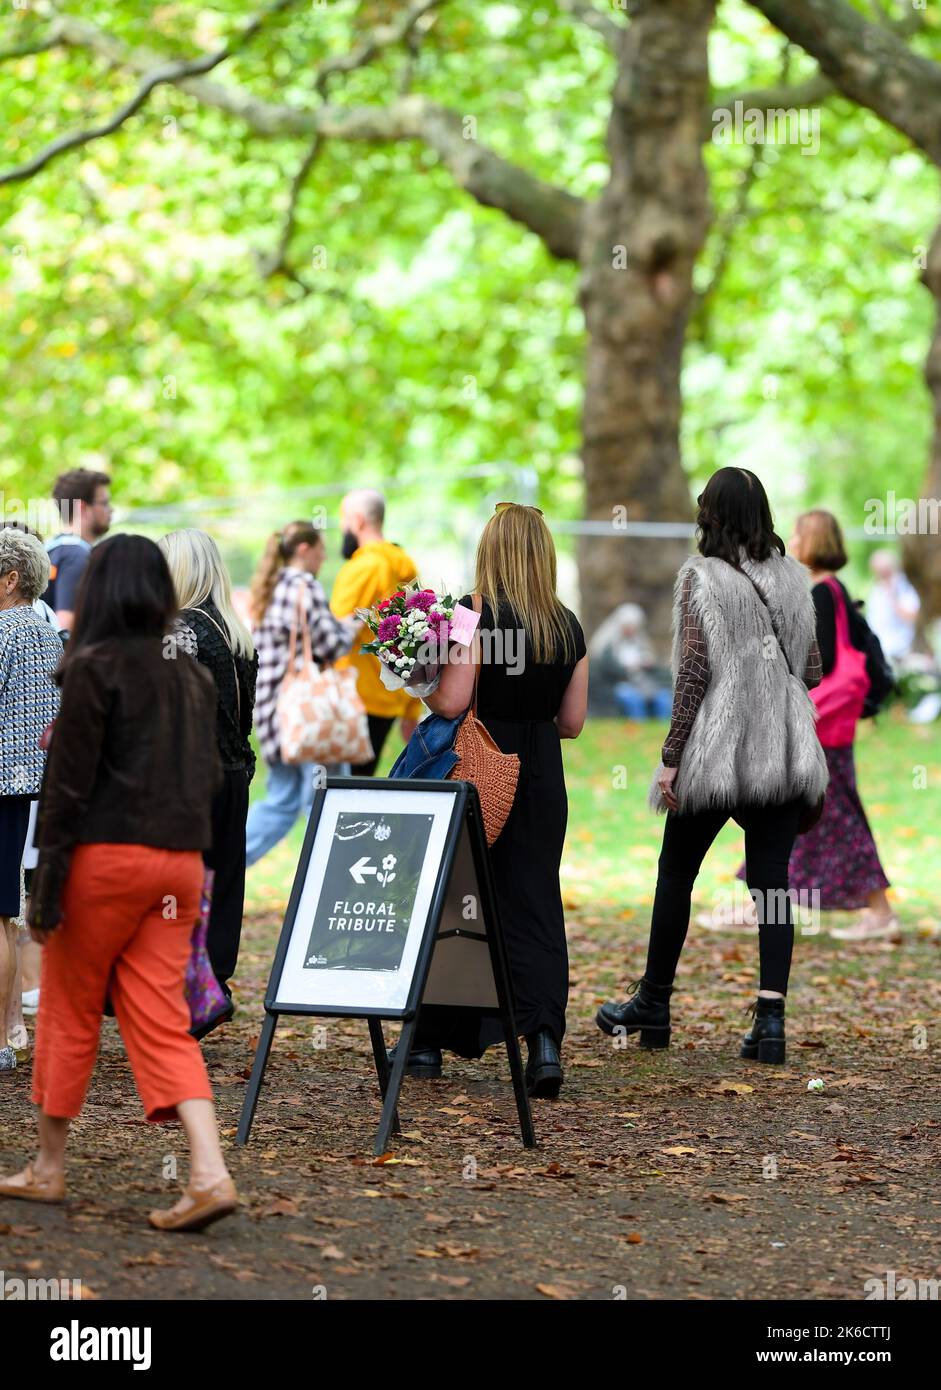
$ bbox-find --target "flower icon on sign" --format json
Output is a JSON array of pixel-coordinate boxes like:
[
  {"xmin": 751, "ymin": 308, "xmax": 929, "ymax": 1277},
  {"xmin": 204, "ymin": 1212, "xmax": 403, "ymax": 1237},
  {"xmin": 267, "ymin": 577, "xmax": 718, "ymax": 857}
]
[{"xmin": 378, "ymin": 854, "xmax": 397, "ymax": 887}]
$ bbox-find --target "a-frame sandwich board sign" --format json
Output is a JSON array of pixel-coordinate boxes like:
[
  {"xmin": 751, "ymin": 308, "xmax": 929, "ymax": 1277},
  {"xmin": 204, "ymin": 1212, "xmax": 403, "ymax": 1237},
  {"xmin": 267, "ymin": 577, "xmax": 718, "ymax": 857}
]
[{"xmin": 237, "ymin": 777, "xmax": 536, "ymax": 1156}]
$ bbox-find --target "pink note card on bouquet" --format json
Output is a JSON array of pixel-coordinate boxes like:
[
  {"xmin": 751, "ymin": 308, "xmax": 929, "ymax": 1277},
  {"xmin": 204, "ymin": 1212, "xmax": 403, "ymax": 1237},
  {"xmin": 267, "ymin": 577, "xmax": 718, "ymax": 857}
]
[{"xmin": 448, "ymin": 603, "xmax": 481, "ymax": 647}]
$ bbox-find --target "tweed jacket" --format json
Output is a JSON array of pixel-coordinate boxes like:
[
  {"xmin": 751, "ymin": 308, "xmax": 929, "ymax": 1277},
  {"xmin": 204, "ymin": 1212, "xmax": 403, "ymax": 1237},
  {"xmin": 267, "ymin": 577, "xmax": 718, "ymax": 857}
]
[
  {"xmin": 650, "ymin": 551, "xmax": 829, "ymax": 815},
  {"xmin": 0, "ymin": 605, "xmax": 62, "ymax": 796}
]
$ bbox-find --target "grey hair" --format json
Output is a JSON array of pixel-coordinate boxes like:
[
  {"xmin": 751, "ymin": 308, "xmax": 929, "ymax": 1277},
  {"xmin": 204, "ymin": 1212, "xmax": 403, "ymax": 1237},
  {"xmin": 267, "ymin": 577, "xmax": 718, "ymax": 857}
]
[{"xmin": 0, "ymin": 528, "xmax": 51, "ymax": 602}]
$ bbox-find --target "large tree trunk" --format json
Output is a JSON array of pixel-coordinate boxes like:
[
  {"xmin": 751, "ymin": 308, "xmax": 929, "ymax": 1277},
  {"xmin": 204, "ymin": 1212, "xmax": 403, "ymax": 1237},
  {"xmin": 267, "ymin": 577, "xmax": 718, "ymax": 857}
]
[
  {"xmin": 904, "ymin": 218, "xmax": 941, "ymax": 634},
  {"xmin": 576, "ymin": 0, "xmax": 716, "ymax": 655}
]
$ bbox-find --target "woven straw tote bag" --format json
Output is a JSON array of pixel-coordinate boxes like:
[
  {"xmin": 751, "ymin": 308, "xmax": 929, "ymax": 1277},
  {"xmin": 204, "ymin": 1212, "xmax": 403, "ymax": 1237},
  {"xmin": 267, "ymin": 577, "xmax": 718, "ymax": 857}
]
[
  {"xmin": 447, "ymin": 593, "xmax": 520, "ymax": 846},
  {"xmin": 277, "ymin": 588, "xmax": 373, "ymax": 766}
]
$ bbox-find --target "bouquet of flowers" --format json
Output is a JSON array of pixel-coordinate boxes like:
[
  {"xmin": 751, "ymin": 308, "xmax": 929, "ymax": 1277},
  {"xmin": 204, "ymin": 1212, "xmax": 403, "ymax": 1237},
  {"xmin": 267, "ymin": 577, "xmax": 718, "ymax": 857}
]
[{"xmin": 357, "ymin": 583, "xmax": 457, "ymax": 697}]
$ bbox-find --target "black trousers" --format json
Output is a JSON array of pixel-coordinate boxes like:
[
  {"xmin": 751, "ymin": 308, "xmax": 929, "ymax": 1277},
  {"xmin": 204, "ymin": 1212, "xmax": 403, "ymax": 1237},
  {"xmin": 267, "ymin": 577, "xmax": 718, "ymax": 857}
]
[
  {"xmin": 203, "ymin": 768, "xmax": 251, "ymax": 991},
  {"xmin": 645, "ymin": 798, "xmax": 803, "ymax": 996},
  {"xmin": 350, "ymin": 714, "xmax": 395, "ymax": 777}
]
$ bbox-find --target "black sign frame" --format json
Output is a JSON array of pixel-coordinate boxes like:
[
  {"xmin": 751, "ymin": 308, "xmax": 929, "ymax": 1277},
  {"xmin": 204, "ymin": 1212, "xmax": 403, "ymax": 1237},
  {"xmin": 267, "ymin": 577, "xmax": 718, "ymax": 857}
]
[{"xmin": 237, "ymin": 777, "xmax": 536, "ymax": 1155}]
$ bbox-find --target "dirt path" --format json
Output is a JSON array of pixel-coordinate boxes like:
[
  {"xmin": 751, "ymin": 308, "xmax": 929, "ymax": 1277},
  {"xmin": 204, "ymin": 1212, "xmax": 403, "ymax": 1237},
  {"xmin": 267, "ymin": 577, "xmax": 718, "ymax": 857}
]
[{"xmin": 2, "ymin": 910, "xmax": 939, "ymax": 1301}]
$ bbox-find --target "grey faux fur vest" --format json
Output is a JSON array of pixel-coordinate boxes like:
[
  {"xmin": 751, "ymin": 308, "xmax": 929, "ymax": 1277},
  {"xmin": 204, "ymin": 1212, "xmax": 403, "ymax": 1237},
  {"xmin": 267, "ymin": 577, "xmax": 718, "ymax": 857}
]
[{"xmin": 649, "ymin": 551, "xmax": 829, "ymax": 815}]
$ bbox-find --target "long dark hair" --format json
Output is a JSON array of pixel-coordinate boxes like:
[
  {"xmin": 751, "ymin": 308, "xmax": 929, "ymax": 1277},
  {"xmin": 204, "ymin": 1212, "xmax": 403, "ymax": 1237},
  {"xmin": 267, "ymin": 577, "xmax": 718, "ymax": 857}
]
[
  {"xmin": 696, "ymin": 467, "xmax": 785, "ymax": 565},
  {"xmin": 59, "ymin": 534, "xmax": 177, "ymax": 684}
]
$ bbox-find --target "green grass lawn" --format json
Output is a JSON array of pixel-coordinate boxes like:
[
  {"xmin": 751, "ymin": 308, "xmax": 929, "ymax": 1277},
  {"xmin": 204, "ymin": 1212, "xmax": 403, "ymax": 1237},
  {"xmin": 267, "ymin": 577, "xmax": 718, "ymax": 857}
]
[{"xmin": 245, "ymin": 711, "xmax": 940, "ymax": 930}]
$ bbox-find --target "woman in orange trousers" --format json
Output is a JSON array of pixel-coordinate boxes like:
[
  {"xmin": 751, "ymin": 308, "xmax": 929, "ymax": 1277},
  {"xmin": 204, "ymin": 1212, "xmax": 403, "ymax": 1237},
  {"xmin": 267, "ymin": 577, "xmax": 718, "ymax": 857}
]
[
  {"xmin": 32, "ymin": 844, "xmax": 210, "ymax": 1124},
  {"xmin": 0, "ymin": 535, "xmax": 238, "ymax": 1232}
]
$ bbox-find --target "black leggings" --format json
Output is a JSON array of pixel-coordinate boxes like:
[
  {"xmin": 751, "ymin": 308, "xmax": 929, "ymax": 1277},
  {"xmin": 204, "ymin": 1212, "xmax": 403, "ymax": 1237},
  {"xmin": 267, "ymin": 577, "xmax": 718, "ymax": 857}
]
[
  {"xmin": 644, "ymin": 799, "xmax": 802, "ymax": 995},
  {"xmin": 204, "ymin": 768, "xmax": 251, "ymax": 990}
]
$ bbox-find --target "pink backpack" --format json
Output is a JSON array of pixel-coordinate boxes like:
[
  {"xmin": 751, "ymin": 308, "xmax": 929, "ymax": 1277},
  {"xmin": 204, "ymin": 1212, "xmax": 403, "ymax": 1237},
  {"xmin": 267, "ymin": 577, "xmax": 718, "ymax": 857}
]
[{"xmin": 812, "ymin": 577, "xmax": 870, "ymax": 748}]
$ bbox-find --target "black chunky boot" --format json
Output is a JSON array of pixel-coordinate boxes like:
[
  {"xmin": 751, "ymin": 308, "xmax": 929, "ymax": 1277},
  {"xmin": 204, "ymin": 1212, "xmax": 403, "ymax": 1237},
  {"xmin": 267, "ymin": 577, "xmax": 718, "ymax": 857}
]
[
  {"xmin": 386, "ymin": 1042, "xmax": 443, "ymax": 1079},
  {"xmin": 595, "ymin": 979, "xmax": 672, "ymax": 1049},
  {"xmin": 525, "ymin": 1029, "xmax": 563, "ymax": 1099},
  {"xmin": 741, "ymin": 996, "xmax": 786, "ymax": 1065}
]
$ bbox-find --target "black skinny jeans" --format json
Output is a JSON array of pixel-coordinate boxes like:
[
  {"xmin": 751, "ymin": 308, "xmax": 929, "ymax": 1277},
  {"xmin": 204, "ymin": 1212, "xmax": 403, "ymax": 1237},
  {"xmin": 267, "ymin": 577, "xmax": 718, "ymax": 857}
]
[
  {"xmin": 644, "ymin": 798, "xmax": 802, "ymax": 995},
  {"xmin": 204, "ymin": 767, "xmax": 251, "ymax": 990}
]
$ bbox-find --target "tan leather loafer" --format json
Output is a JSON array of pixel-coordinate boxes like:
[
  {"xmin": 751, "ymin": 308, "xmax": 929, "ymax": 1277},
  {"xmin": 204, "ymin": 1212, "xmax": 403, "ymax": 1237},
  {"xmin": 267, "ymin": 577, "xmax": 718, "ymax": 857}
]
[
  {"xmin": 0, "ymin": 1163, "xmax": 66, "ymax": 1203},
  {"xmin": 148, "ymin": 1177, "xmax": 238, "ymax": 1233}
]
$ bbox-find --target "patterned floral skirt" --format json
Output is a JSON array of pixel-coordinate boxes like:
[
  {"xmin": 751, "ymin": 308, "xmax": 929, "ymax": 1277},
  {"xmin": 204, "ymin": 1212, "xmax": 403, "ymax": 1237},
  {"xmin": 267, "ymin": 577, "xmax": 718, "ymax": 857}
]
[{"xmin": 737, "ymin": 743, "xmax": 890, "ymax": 910}]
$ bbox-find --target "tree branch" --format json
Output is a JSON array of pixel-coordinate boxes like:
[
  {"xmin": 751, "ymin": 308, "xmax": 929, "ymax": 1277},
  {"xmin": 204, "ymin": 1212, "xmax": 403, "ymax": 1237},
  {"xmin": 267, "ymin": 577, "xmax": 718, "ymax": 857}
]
[
  {"xmin": 693, "ymin": 143, "xmax": 764, "ymax": 338},
  {"xmin": 262, "ymin": 1, "xmax": 445, "ymax": 284},
  {"xmin": 556, "ymin": 0, "xmax": 627, "ymax": 50},
  {"xmin": 311, "ymin": 0, "xmax": 445, "ymax": 93},
  {"xmin": 748, "ymin": 0, "xmax": 941, "ymax": 164},
  {"xmin": 4, "ymin": 11, "xmax": 584, "ymax": 261},
  {"xmin": 0, "ymin": 0, "xmax": 300, "ymax": 186},
  {"xmin": 0, "ymin": 24, "xmax": 65, "ymax": 63},
  {"xmin": 709, "ymin": 69, "xmax": 834, "ymax": 134}
]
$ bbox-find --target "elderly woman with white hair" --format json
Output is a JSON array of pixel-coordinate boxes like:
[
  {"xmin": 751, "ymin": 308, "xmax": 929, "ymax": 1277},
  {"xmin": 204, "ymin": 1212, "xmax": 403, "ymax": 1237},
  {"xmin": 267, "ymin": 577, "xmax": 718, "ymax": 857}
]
[{"xmin": 0, "ymin": 528, "xmax": 62, "ymax": 1073}]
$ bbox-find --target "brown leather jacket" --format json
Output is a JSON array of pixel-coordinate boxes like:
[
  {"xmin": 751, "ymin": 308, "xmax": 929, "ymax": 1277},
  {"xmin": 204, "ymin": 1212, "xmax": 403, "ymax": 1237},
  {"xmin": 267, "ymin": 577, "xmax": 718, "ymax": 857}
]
[{"xmin": 29, "ymin": 636, "xmax": 223, "ymax": 931}]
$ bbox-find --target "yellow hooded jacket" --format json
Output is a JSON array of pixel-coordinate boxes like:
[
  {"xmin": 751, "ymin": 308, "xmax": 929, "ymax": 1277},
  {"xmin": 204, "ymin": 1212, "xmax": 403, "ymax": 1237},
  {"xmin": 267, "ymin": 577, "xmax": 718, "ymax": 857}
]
[{"xmin": 329, "ymin": 539, "xmax": 424, "ymax": 721}]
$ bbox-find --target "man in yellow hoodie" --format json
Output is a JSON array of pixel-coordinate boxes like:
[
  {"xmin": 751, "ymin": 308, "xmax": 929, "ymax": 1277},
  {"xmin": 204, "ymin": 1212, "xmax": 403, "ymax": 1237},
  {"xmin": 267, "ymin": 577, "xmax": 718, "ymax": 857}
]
[{"xmin": 330, "ymin": 489, "xmax": 423, "ymax": 775}]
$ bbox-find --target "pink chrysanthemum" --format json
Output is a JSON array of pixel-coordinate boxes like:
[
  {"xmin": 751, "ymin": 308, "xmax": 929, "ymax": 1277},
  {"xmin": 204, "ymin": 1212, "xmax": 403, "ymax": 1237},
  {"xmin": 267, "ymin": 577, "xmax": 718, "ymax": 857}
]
[
  {"xmin": 405, "ymin": 589, "xmax": 436, "ymax": 612},
  {"xmin": 377, "ymin": 614, "xmax": 402, "ymax": 642}
]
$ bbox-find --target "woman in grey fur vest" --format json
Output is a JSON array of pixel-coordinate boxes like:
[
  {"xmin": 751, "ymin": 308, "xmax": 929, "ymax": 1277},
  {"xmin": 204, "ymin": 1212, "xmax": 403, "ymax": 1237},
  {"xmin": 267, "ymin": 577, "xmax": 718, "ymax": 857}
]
[{"xmin": 597, "ymin": 468, "xmax": 828, "ymax": 1065}]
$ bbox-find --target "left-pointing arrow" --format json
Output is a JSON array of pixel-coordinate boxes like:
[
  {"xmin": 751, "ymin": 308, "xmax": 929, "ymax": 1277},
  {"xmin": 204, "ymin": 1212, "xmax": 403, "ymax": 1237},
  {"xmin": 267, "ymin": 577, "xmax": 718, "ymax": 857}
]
[{"xmin": 349, "ymin": 856, "xmax": 378, "ymax": 885}]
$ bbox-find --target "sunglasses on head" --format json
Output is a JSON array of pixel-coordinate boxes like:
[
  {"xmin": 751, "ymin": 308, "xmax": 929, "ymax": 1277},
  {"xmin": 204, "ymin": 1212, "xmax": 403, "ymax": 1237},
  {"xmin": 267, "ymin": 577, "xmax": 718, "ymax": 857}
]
[{"xmin": 494, "ymin": 502, "xmax": 544, "ymax": 516}]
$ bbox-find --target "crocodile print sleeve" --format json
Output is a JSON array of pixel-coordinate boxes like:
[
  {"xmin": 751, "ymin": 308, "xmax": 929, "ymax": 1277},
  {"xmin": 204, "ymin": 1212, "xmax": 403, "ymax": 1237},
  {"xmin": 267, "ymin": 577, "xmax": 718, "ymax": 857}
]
[
  {"xmin": 661, "ymin": 572, "xmax": 710, "ymax": 769},
  {"xmin": 803, "ymin": 637, "xmax": 823, "ymax": 690}
]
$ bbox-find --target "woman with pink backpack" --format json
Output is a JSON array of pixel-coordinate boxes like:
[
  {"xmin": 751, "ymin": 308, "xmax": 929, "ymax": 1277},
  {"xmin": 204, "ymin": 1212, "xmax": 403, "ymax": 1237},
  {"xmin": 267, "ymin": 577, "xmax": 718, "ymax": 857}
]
[{"xmin": 786, "ymin": 510, "xmax": 897, "ymax": 941}]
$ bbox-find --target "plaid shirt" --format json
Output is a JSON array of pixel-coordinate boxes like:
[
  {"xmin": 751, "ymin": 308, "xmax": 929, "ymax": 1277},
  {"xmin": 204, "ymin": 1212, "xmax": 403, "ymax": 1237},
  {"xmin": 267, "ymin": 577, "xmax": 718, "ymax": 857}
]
[{"xmin": 253, "ymin": 568, "xmax": 355, "ymax": 765}]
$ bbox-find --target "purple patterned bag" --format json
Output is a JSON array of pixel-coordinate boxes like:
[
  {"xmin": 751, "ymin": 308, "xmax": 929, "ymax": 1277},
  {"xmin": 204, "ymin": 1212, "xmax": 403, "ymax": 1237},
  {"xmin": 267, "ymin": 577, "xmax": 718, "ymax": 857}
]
[{"xmin": 185, "ymin": 868, "xmax": 231, "ymax": 1038}]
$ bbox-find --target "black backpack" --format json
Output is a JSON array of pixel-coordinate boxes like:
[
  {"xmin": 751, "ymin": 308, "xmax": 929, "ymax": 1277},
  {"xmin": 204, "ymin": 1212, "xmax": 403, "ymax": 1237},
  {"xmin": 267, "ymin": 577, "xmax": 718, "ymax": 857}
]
[{"xmin": 852, "ymin": 601, "xmax": 896, "ymax": 718}]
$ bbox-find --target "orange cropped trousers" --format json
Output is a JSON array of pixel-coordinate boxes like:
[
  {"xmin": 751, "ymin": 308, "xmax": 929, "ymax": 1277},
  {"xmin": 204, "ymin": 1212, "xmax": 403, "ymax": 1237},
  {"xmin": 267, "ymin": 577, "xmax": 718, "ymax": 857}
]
[{"xmin": 32, "ymin": 843, "xmax": 213, "ymax": 1123}]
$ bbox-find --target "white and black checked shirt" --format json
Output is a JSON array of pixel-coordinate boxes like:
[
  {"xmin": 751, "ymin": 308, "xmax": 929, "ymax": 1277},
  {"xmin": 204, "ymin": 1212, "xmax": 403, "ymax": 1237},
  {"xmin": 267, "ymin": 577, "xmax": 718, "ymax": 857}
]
[{"xmin": 253, "ymin": 568, "xmax": 355, "ymax": 765}]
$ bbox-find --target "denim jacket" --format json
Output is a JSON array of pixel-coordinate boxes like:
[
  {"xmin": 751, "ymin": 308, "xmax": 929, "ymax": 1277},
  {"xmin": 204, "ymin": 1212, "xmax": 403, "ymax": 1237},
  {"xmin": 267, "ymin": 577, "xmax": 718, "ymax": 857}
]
[{"xmin": 388, "ymin": 711, "xmax": 463, "ymax": 781}]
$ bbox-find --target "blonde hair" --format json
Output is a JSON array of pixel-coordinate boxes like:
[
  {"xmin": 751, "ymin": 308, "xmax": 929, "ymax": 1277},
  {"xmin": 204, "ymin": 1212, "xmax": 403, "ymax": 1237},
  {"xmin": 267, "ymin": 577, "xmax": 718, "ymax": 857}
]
[
  {"xmin": 474, "ymin": 505, "xmax": 576, "ymax": 664},
  {"xmin": 158, "ymin": 529, "xmax": 254, "ymax": 659},
  {"xmin": 249, "ymin": 521, "xmax": 321, "ymax": 625}
]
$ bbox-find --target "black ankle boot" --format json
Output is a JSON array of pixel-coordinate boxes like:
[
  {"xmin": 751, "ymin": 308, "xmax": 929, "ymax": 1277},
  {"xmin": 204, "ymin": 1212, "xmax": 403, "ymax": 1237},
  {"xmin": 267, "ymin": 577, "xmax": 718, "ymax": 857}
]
[
  {"xmin": 741, "ymin": 996, "xmax": 786, "ymax": 1065},
  {"xmin": 596, "ymin": 979, "xmax": 672, "ymax": 1049},
  {"xmin": 525, "ymin": 1029, "xmax": 563, "ymax": 1099},
  {"xmin": 387, "ymin": 1042, "xmax": 443, "ymax": 1079}
]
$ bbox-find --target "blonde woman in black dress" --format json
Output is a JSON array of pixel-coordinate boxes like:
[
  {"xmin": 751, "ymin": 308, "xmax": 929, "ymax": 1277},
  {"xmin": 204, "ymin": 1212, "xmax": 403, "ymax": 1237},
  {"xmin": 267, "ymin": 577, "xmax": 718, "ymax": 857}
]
[{"xmin": 399, "ymin": 503, "xmax": 588, "ymax": 1097}]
